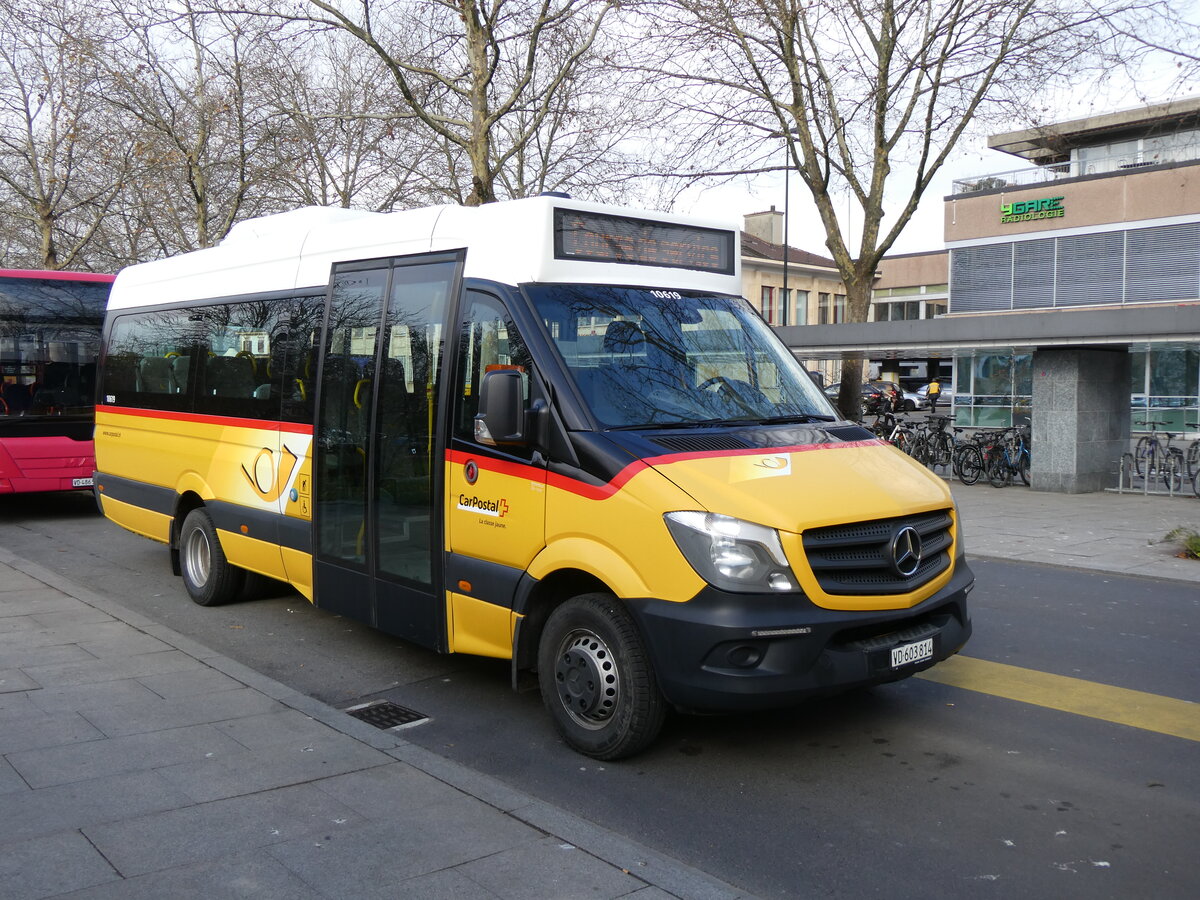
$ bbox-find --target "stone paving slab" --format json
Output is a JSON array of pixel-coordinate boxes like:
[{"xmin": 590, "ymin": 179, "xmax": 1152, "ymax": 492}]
[
  {"xmin": 7, "ymin": 722, "xmax": 250, "ymax": 789},
  {"xmin": 0, "ymin": 707, "xmax": 104, "ymax": 755},
  {"xmin": 1, "ymin": 828, "xmax": 120, "ymax": 900},
  {"xmin": 54, "ymin": 849, "xmax": 326, "ymax": 900},
  {"xmin": 20, "ymin": 649, "xmax": 205, "ymax": 689},
  {"xmin": 0, "ymin": 771, "xmax": 196, "ymax": 845},
  {"xmin": 81, "ymin": 782, "xmax": 370, "ymax": 878},
  {"xmin": 262, "ymin": 810, "xmax": 541, "ymax": 897},
  {"xmin": 80, "ymin": 686, "xmax": 283, "ymax": 738}
]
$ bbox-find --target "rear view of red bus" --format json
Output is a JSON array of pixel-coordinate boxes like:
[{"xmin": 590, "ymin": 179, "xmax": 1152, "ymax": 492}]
[{"xmin": 0, "ymin": 269, "xmax": 114, "ymax": 494}]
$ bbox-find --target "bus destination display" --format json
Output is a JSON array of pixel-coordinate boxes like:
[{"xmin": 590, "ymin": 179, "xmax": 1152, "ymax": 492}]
[{"xmin": 554, "ymin": 209, "xmax": 735, "ymax": 274}]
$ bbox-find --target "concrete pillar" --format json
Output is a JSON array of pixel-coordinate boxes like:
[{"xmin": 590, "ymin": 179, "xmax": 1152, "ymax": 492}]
[{"xmin": 1031, "ymin": 347, "xmax": 1131, "ymax": 493}]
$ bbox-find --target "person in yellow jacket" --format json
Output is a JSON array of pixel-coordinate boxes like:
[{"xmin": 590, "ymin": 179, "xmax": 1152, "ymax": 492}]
[{"xmin": 927, "ymin": 377, "xmax": 942, "ymax": 413}]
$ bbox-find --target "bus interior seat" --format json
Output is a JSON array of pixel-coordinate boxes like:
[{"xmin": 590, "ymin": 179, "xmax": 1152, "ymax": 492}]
[
  {"xmin": 169, "ymin": 356, "xmax": 189, "ymax": 394},
  {"xmin": 137, "ymin": 357, "xmax": 173, "ymax": 394},
  {"xmin": 1, "ymin": 382, "xmax": 30, "ymax": 414},
  {"xmin": 206, "ymin": 355, "xmax": 255, "ymax": 397}
]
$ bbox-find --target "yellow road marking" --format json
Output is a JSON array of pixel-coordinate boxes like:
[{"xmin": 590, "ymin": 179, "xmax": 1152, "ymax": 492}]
[{"xmin": 917, "ymin": 655, "xmax": 1200, "ymax": 742}]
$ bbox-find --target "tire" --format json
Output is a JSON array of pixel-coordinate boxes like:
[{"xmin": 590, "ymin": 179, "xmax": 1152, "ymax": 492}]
[
  {"xmin": 1019, "ymin": 452, "xmax": 1030, "ymax": 486},
  {"xmin": 538, "ymin": 593, "xmax": 666, "ymax": 760},
  {"xmin": 904, "ymin": 400, "xmax": 915, "ymax": 412},
  {"xmin": 909, "ymin": 436, "xmax": 928, "ymax": 465},
  {"xmin": 957, "ymin": 445, "xmax": 983, "ymax": 486},
  {"xmin": 987, "ymin": 449, "xmax": 1009, "ymax": 488},
  {"xmin": 932, "ymin": 433, "xmax": 954, "ymax": 470},
  {"xmin": 1187, "ymin": 441, "xmax": 1200, "ymax": 480},
  {"xmin": 1162, "ymin": 450, "xmax": 1185, "ymax": 494},
  {"xmin": 179, "ymin": 508, "xmax": 245, "ymax": 606},
  {"xmin": 1133, "ymin": 437, "xmax": 1152, "ymax": 478}
]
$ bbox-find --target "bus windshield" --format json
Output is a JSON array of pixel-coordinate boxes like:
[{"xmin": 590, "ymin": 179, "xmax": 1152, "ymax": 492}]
[
  {"xmin": 525, "ymin": 284, "xmax": 836, "ymax": 428},
  {"xmin": 0, "ymin": 275, "xmax": 109, "ymax": 423}
]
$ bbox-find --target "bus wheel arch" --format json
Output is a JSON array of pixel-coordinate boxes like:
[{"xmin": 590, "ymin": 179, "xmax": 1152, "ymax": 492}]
[
  {"xmin": 535, "ymin": 590, "xmax": 666, "ymax": 760},
  {"xmin": 177, "ymin": 504, "xmax": 244, "ymax": 606}
]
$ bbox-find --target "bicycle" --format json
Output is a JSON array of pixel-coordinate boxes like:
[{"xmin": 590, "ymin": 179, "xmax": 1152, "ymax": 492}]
[
  {"xmin": 1133, "ymin": 421, "xmax": 1185, "ymax": 493},
  {"xmin": 1184, "ymin": 422, "xmax": 1200, "ymax": 481},
  {"xmin": 987, "ymin": 426, "xmax": 1031, "ymax": 488}
]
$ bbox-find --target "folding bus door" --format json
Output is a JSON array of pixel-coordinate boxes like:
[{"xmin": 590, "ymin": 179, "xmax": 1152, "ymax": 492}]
[{"xmin": 313, "ymin": 251, "xmax": 463, "ymax": 651}]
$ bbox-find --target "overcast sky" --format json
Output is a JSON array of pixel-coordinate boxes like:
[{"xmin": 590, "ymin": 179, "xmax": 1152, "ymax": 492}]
[{"xmin": 677, "ymin": 74, "xmax": 1192, "ymax": 259}]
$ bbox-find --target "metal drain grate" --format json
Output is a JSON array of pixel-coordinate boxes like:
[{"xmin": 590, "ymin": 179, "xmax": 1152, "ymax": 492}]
[{"xmin": 343, "ymin": 700, "xmax": 428, "ymax": 730}]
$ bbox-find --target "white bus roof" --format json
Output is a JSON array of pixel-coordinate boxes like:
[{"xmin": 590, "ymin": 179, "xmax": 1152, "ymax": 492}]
[{"xmin": 107, "ymin": 196, "xmax": 742, "ymax": 311}]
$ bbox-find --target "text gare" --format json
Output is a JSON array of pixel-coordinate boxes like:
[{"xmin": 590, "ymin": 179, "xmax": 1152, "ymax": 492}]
[{"xmin": 1000, "ymin": 196, "xmax": 1065, "ymax": 224}]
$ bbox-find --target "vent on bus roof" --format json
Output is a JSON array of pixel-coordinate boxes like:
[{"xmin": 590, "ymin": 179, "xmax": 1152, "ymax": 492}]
[{"xmin": 650, "ymin": 434, "xmax": 753, "ymax": 453}]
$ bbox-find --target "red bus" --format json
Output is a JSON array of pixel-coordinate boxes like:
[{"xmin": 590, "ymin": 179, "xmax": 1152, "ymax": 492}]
[{"xmin": 0, "ymin": 269, "xmax": 114, "ymax": 494}]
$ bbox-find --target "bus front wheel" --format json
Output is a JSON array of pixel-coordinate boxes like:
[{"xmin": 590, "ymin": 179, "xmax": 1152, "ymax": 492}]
[
  {"xmin": 537, "ymin": 593, "xmax": 666, "ymax": 760},
  {"xmin": 179, "ymin": 508, "xmax": 245, "ymax": 606}
]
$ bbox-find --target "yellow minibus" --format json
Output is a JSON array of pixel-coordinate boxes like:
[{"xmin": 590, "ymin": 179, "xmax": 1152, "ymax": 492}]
[{"xmin": 95, "ymin": 196, "xmax": 972, "ymax": 758}]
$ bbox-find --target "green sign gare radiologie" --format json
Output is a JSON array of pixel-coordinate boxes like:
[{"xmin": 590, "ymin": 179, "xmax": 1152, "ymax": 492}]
[{"xmin": 1001, "ymin": 196, "xmax": 1064, "ymax": 223}]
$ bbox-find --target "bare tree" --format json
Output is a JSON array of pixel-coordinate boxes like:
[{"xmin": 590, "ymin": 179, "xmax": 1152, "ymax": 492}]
[
  {"xmin": 262, "ymin": 0, "xmax": 623, "ymax": 206},
  {"xmin": 261, "ymin": 31, "xmax": 446, "ymax": 211},
  {"xmin": 650, "ymin": 0, "xmax": 1152, "ymax": 418},
  {"xmin": 96, "ymin": 0, "xmax": 294, "ymax": 252},
  {"xmin": 0, "ymin": 0, "xmax": 126, "ymax": 270}
]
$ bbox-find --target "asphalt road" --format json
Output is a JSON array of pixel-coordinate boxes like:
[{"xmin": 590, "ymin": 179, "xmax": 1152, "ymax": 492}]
[{"xmin": 3, "ymin": 491, "xmax": 1197, "ymax": 899}]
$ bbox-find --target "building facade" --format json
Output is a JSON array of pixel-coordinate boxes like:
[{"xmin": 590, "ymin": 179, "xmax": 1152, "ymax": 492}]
[{"xmin": 776, "ymin": 97, "xmax": 1200, "ymax": 492}]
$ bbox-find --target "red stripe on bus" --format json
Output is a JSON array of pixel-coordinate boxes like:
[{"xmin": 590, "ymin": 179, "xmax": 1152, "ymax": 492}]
[
  {"xmin": 98, "ymin": 405, "xmax": 314, "ymax": 435},
  {"xmin": 0, "ymin": 269, "xmax": 115, "ymax": 282},
  {"xmin": 445, "ymin": 439, "xmax": 884, "ymax": 501}
]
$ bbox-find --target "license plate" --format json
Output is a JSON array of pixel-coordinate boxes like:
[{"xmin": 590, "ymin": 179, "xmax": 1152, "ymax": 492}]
[
  {"xmin": 891, "ymin": 637, "xmax": 933, "ymax": 669},
  {"xmin": 72, "ymin": 477, "xmax": 94, "ymax": 488}
]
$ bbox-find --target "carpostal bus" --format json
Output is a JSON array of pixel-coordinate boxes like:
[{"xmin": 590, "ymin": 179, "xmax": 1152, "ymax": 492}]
[
  {"xmin": 94, "ymin": 197, "xmax": 973, "ymax": 759},
  {"xmin": 1, "ymin": 269, "xmax": 115, "ymax": 494}
]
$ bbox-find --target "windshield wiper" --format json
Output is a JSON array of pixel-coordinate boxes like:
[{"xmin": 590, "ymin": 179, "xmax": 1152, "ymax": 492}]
[{"xmin": 756, "ymin": 413, "xmax": 836, "ymax": 425}]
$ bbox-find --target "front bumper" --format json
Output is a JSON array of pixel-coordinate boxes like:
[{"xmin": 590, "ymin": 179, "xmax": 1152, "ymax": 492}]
[{"xmin": 625, "ymin": 559, "xmax": 974, "ymax": 712}]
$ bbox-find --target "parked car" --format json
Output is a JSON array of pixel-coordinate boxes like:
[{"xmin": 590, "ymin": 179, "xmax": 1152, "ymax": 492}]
[
  {"xmin": 824, "ymin": 382, "xmax": 889, "ymax": 414},
  {"xmin": 872, "ymin": 381, "xmax": 929, "ymax": 412}
]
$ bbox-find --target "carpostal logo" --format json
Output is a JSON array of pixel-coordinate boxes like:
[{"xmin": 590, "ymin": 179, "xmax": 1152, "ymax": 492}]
[{"xmin": 457, "ymin": 493, "xmax": 509, "ymax": 518}]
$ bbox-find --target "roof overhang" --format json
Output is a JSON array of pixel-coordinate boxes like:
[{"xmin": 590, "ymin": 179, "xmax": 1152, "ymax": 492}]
[{"xmin": 778, "ymin": 302, "xmax": 1200, "ymax": 359}]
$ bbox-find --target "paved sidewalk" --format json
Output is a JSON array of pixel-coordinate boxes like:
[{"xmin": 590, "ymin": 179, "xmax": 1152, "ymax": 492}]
[
  {"xmin": 0, "ymin": 548, "xmax": 748, "ymax": 900},
  {"xmin": 950, "ymin": 482, "xmax": 1200, "ymax": 583}
]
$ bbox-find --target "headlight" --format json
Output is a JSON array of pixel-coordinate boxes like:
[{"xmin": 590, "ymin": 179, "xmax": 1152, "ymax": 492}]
[{"xmin": 664, "ymin": 511, "xmax": 799, "ymax": 593}]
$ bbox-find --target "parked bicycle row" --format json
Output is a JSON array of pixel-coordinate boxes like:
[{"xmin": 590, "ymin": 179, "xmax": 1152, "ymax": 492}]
[
  {"xmin": 1121, "ymin": 420, "xmax": 1200, "ymax": 497},
  {"xmin": 867, "ymin": 413, "xmax": 1032, "ymax": 488}
]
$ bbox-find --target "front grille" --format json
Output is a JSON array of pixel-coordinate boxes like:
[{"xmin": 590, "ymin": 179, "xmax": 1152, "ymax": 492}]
[{"xmin": 802, "ymin": 509, "xmax": 953, "ymax": 595}]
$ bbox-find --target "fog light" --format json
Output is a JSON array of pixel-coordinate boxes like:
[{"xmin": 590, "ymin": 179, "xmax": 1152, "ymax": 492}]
[{"xmin": 726, "ymin": 645, "xmax": 764, "ymax": 668}]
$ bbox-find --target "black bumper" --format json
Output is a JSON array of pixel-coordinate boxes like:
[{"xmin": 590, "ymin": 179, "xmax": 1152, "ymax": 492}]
[{"xmin": 625, "ymin": 559, "xmax": 974, "ymax": 712}]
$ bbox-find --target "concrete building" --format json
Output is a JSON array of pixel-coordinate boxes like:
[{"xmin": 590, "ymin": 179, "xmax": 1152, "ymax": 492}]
[
  {"xmin": 740, "ymin": 209, "xmax": 847, "ymax": 383},
  {"xmin": 779, "ymin": 97, "xmax": 1200, "ymax": 493}
]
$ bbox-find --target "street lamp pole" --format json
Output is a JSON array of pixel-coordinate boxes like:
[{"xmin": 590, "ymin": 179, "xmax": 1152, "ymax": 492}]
[{"xmin": 783, "ymin": 146, "xmax": 789, "ymax": 326}]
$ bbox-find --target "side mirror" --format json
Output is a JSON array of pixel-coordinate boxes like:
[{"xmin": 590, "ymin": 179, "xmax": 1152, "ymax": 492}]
[{"xmin": 474, "ymin": 368, "xmax": 527, "ymax": 446}]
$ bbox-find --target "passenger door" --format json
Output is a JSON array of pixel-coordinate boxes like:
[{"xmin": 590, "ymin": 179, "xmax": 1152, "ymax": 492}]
[{"xmin": 313, "ymin": 252, "xmax": 462, "ymax": 651}]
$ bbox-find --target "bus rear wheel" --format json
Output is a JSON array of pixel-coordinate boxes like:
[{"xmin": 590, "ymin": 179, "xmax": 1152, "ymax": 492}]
[
  {"xmin": 179, "ymin": 508, "xmax": 245, "ymax": 606},
  {"xmin": 538, "ymin": 593, "xmax": 666, "ymax": 760}
]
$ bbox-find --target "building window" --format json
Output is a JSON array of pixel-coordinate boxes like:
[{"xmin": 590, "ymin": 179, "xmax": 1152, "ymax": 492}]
[
  {"xmin": 817, "ymin": 292, "xmax": 830, "ymax": 324},
  {"xmin": 760, "ymin": 286, "xmax": 776, "ymax": 323},
  {"xmin": 834, "ymin": 293, "xmax": 846, "ymax": 323},
  {"xmin": 793, "ymin": 290, "xmax": 809, "ymax": 325}
]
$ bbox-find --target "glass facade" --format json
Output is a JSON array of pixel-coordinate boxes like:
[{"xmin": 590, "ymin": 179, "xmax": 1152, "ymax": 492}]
[
  {"xmin": 947, "ymin": 348, "xmax": 1199, "ymax": 437},
  {"xmin": 951, "ymin": 353, "xmax": 1032, "ymax": 428}
]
